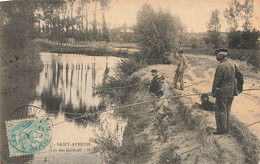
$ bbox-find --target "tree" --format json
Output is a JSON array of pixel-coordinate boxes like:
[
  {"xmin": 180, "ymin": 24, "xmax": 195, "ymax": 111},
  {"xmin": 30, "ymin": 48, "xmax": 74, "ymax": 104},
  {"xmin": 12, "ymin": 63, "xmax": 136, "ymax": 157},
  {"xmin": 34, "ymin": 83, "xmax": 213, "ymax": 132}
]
[
  {"xmin": 102, "ymin": 14, "xmax": 110, "ymax": 42},
  {"xmin": 1, "ymin": 1, "xmax": 38, "ymax": 50},
  {"xmin": 207, "ymin": 9, "xmax": 221, "ymax": 48},
  {"xmin": 135, "ymin": 4, "xmax": 184, "ymax": 64},
  {"xmin": 224, "ymin": 0, "xmax": 242, "ymax": 31},
  {"xmin": 92, "ymin": 1, "xmax": 98, "ymax": 41},
  {"xmin": 241, "ymin": 0, "xmax": 254, "ymax": 31}
]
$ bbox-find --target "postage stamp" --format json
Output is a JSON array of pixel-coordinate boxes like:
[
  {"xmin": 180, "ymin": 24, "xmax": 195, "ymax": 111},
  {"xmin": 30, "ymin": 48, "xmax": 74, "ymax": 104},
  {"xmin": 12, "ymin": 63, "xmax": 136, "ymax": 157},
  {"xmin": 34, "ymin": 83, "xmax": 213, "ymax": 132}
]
[{"xmin": 5, "ymin": 117, "xmax": 52, "ymax": 157}]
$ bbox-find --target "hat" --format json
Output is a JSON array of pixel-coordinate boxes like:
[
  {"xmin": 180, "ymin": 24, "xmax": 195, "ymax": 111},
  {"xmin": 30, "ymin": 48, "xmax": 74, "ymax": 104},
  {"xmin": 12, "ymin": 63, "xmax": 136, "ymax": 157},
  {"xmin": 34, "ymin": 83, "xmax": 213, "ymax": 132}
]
[
  {"xmin": 215, "ymin": 48, "xmax": 228, "ymax": 55},
  {"xmin": 151, "ymin": 69, "xmax": 157, "ymax": 73},
  {"xmin": 217, "ymin": 52, "xmax": 228, "ymax": 57},
  {"xmin": 157, "ymin": 75, "xmax": 166, "ymax": 81}
]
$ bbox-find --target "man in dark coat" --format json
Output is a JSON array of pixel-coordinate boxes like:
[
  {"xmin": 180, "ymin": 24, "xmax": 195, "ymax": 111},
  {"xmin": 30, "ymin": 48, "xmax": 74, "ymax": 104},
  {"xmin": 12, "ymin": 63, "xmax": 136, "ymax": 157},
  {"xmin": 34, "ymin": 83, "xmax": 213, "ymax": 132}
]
[
  {"xmin": 212, "ymin": 49, "xmax": 244, "ymax": 134},
  {"xmin": 149, "ymin": 69, "xmax": 159, "ymax": 109}
]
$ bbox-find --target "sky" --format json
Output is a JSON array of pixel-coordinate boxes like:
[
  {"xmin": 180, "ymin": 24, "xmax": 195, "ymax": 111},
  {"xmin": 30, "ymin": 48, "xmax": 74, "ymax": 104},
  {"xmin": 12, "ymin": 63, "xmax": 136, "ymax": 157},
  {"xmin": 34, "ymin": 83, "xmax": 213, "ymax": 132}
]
[
  {"xmin": 89, "ymin": 0, "xmax": 260, "ymax": 32},
  {"xmin": 1, "ymin": 0, "xmax": 259, "ymax": 32}
]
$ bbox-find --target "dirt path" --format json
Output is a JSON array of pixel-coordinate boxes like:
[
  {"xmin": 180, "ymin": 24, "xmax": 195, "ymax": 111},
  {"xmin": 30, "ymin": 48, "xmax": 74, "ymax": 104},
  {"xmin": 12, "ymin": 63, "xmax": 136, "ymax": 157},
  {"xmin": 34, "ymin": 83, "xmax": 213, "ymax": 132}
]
[
  {"xmin": 184, "ymin": 54, "xmax": 260, "ymax": 139},
  {"xmin": 121, "ymin": 54, "xmax": 260, "ymax": 163}
]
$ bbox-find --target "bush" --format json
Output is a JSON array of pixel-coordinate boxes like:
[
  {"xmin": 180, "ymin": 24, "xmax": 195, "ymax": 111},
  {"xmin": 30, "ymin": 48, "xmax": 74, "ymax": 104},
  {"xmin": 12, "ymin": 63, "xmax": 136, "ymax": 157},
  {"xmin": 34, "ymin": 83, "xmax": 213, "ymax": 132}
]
[
  {"xmin": 240, "ymin": 30, "xmax": 260, "ymax": 49},
  {"xmin": 227, "ymin": 30, "xmax": 259, "ymax": 49},
  {"xmin": 190, "ymin": 37, "xmax": 199, "ymax": 49},
  {"xmin": 228, "ymin": 31, "xmax": 241, "ymax": 48},
  {"xmin": 115, "ymin": 52, "xmax": 147, "ymax": 77}
]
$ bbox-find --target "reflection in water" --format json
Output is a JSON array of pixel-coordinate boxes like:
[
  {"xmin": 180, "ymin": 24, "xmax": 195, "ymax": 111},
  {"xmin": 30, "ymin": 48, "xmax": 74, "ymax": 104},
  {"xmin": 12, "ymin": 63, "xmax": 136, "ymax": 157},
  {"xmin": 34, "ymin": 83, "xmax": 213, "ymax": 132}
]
[
  {"xmin": 27, "ymin": 53, "xmax": 127, "ymax": 163},
  {"xmin": 36, "ymin": 53, "xmax": 118, "ymax": 113}
]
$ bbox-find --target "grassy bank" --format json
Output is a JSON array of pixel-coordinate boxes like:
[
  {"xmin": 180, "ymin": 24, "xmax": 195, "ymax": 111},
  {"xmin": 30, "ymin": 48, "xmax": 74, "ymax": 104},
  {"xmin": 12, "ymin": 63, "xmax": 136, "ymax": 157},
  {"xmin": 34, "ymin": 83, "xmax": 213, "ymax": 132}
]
[{"xmin": 93, "ymin": 52, "xmax": 260, "ymax": 163}]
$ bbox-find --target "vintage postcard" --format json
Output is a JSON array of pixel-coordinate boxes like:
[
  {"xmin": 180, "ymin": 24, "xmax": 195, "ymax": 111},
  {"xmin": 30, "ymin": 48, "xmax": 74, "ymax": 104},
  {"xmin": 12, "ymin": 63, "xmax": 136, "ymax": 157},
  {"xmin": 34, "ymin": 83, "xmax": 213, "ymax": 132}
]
[{"xmin": 1, "ymin": 0, "xmax": 260, "ymax": 163}]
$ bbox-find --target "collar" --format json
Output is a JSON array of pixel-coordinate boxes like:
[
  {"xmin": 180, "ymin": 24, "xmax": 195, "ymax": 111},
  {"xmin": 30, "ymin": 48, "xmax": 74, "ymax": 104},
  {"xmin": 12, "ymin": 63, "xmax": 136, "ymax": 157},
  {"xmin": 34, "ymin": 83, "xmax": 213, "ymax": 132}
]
[{"xmin": 220, "ymin": 58, "xmax": 228, "ymax": 63}]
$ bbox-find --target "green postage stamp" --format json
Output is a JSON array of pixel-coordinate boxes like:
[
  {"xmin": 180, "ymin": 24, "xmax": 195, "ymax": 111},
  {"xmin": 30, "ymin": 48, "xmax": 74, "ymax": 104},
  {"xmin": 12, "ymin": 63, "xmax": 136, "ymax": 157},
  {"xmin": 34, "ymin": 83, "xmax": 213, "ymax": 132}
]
[{"xmin": 5, "ymin": 118, "xmax": 52, "ymax": 157}]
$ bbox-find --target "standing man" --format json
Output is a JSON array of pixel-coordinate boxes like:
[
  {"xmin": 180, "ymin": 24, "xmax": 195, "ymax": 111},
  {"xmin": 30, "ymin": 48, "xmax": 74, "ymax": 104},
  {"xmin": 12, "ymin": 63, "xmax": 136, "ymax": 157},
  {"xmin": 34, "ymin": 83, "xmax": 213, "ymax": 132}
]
[
  {"xmin": 149, "ymin": 69, "xmax": 159, "ymax": 109},
  {"xmin": 212, "ymin": 49, "xmax": 243, "ymax": 135},
  {"xmin": 173, "ymin": 50, "xmax": 188, "ymax": 90}
]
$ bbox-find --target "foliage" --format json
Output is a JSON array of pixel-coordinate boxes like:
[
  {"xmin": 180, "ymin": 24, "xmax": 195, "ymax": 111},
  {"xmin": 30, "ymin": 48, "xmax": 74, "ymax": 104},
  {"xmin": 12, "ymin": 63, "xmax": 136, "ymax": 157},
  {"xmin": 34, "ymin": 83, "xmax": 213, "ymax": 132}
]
[
  {"xmin": 190, "ymin": 36, "xmax": 199, "ymax": 49},
  {"xmin": 224, "ymin": 0, "xmax": 258, "ymax": 50},
  {"xmin": 90, "ymin": 126, "xmax": 121, "ymax": 163},
  {"xmin": 102, "ymin": 14, "xmax": 110, "ymax": 42},
  {"xmin": 224, "ymin": 0, "xmax": 242, "ymax": 31},
  {"xmin": 207, "ymin": 10, "xmax": 221, "ymax": 48},
  {"xmin": 227, "ymin": 30, "xmax": 241, "ymax": 48},
  {"xmin": 1, "ymin": 41, "xmax": 43, "ymax": 71},
  {"xmin": 95, "ymin": 52, "xmax": 145, "ymax": 104},
  {"xmin": 135, "ymin": 4, "xmax": 184, "ymax": 64},
  {"xmin": 227, "ymin": 29, "xmax": 259, "ymax": 49},
  {"xmin": 115, "ymin": 52, "xmax": 146, "ymax": 77},
  {"xmin": 241, "ymin": 0, "xmax": 254, "ymax": 31},
  {"xmin": 0, "ymin": 1, "xmax": 47, "ymax": 70},
  {"xmin": 0, "ymin": 1, "xmax": 38, "ymax": 50}
]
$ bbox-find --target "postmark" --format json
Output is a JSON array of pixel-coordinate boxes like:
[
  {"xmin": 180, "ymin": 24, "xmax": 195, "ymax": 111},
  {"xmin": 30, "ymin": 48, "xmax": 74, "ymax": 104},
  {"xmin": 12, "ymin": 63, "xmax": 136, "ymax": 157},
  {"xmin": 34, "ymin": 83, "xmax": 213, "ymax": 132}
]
[
  {"xmin": 6, "ymin": 117, "xmax": 52, "ymax": 157},
  {"xmin": 6, "ymin": 105, "xmax": 53, "ymax": 157}
]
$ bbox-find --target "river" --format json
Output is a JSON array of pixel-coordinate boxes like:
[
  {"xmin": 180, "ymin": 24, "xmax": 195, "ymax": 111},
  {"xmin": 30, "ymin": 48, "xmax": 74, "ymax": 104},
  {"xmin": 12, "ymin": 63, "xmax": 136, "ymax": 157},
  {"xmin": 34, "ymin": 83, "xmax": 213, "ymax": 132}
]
[{"xmin": 1, "ymin": 53, "xmax": 127, "ymax": 164}]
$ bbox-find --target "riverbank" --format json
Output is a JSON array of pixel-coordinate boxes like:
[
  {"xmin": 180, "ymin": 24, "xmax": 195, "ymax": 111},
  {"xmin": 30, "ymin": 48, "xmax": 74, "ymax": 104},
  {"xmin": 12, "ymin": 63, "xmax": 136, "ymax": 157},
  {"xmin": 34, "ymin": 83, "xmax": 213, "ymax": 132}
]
[
  {"xmin": 36, "ymin": 40, "xmax": 137, "ymax": 57},
  {"xmin": 97, "ymin": 54, "xmax": 260, "ymax": 163}
]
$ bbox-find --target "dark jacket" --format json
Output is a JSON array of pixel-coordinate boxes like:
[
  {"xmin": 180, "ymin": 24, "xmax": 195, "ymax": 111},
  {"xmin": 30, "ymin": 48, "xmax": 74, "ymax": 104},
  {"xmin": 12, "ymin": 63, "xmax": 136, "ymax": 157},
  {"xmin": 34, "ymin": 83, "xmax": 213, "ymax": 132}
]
[
  {"xmin": 149, "ymin": 75, "xmax": 159, "ymax": 94},
  {"xmin": 212, "ymin": 59, "xmax": 243, "ymax": 98}
]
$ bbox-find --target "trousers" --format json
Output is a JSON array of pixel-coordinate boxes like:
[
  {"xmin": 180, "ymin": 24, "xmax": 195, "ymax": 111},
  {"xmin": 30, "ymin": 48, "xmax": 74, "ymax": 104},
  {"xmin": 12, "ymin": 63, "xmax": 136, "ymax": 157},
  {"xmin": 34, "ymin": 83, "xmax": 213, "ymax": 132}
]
[
  {"xmin": 173, "ymin": 71, "xmax": 184, "ymax": 89},
  {"xmin": 215, "ymin": 97, "xmax": 234, "ymax": 133}
]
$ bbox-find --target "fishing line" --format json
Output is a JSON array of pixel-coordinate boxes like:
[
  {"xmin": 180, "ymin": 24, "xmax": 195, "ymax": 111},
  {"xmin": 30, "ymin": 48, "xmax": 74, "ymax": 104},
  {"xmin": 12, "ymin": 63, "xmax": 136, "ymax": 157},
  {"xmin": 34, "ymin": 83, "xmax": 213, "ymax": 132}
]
[{"xmin": 51, "ymin": 88, "xmax": 260, "ymax": 126}]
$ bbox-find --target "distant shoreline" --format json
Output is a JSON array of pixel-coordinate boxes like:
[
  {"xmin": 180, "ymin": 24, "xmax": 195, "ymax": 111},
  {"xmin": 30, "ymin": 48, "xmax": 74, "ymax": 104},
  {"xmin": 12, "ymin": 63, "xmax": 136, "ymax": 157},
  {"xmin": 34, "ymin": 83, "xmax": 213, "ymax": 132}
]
[{"xmin": 36, "ymin": 40, "xmax": 138, "ymax": 57}]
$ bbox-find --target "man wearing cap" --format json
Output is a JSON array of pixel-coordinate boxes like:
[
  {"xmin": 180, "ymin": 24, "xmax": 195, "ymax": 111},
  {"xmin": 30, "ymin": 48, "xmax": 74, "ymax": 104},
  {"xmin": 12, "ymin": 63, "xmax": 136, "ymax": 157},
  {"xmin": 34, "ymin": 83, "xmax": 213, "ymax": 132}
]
[
  {"xmin": 149, "ymin": 69, "xmax": 159, "ymax": 109},
  {"xmin": 173, "ymin": 51, "xmax": 188, "ymax": 90},
  {"xmin": 212, "ymin": 49, "xmax": 244, "ymax": 135}
]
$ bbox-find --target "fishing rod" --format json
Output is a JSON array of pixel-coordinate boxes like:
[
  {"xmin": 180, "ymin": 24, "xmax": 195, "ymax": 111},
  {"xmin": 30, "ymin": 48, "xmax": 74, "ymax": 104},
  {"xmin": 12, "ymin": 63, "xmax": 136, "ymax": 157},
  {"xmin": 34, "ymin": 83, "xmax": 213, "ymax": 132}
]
[
  {"xmin": 63, "ymin": 88, "xmax": 260, "ymax": 117},
  {"xmin": 52, "ymin": 88, "xmax": 260, "ymax": 126},
  {"xmin": 184, "ymin": 80, "xmax": 209, "ymax": 88}
]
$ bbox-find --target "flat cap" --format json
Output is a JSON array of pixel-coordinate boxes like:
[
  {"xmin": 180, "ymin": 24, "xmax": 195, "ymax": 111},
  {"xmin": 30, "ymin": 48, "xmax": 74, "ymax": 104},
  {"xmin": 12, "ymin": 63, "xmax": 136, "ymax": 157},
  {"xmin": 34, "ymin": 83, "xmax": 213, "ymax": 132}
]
[{"xmin": 215, "ymin": 48, "xmax": 228, "ymax": 55}]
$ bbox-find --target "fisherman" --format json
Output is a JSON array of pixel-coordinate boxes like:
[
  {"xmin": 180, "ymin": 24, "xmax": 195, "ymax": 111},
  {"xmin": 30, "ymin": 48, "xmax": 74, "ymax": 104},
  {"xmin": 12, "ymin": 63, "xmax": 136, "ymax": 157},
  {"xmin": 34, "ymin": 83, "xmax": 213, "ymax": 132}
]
[
  {"xmin": 149, "ymin": 69, "xmax": 160, "ymax": 109},
  {"xmin": 155, "ymin": 90, "xmax": 169, "ymax": 141},
  {"xmin": 212, "ymin": 49, "xmax": 244, "ymax": 135},
  {"xmin": 158, "ymin": 75, "xmax": 171, "ymax": 102},
  {"xmin": 173, "ymin": 50, "xmax": 188, "ymax": 90}
]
